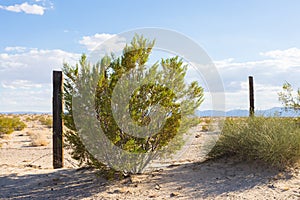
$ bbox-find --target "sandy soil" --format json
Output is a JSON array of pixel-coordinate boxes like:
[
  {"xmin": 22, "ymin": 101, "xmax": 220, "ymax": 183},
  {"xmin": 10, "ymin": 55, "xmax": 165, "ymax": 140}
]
[{"xmin": 0, "ymin": 115, "xmax": 299, "ymax": 200}]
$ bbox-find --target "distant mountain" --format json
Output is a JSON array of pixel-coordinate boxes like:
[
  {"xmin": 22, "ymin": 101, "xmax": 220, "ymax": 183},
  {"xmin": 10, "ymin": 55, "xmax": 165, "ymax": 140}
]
[
  {"xmin": 1, "ymin": 107, "xmax": 298, "ymax": 117},
  {"xmin": 196, "ymin": 107, "xmax": 299, "ymax": 117}
]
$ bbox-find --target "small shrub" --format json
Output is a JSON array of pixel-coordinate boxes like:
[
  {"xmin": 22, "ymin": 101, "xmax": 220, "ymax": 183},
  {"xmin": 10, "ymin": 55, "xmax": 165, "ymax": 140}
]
[
  {"xmin": 0, "ymin": 116, "xmax": 26, "ymax": 135},
  {"xmin": 202, "ymin": 125, "xmax": 209, "ymax": 132},
  {"xmin": 208, "ymin": 117, "xmax": 300, "ymax": 168},
  {"xmin": 25, "ymin": 116, "xmax": 33, "ymax": 122},
  {"xmin": 27, "ymin": 131, "xmax": 49, "ymax": 147},
  {"xmin": 38, "ymin": 116, "xmax": 53, "ymax": 128},
  {"xmin": 12, "ymin": 117, "xmax": 27, "ymax": 131},
  {"xmin": 204, "ymin": 118, "xmax": 212, "ymax": 124}
]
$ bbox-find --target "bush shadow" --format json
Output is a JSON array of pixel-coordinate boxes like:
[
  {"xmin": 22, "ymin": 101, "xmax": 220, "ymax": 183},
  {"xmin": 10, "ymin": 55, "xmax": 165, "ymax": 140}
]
[
  {"xmin": 149, "ymin": 157, "xmax": 292, "ymax": 198},
  {"xmin": 0, "ymin": 167, "xmax": 108, "ymax": 199}
]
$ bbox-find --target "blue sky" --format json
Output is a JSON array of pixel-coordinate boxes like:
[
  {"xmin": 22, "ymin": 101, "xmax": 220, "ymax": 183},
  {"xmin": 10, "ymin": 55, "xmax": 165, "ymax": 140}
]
[{"xmin": 1, "ymin": 0, "xmax": 300, "ymax": 112}]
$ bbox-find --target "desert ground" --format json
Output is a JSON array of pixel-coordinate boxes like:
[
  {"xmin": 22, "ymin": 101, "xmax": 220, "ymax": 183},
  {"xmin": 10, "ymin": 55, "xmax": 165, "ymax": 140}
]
[{"xmin": 0, "ymin": 115, "xmax": 299, "ymax": 199}]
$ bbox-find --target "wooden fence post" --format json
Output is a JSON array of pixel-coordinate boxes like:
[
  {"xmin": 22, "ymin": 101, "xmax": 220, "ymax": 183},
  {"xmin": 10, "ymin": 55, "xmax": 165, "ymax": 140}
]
[
  {"xmin": 53, "ymin": 71, "xmax": 63, "ymax": 169},
  {"xmin": 249, "ymin": 76, "xmax": 254, "ymax": 117}
]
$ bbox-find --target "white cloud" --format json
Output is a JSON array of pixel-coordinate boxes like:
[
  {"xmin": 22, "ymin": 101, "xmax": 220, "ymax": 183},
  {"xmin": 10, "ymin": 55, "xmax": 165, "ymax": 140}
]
[
  {"xmin": 0, "ymin": 2, "xmax": 46, "ymax": 15},
  {"xmin": 79, "ymin": 33, "xmax": 115, "ymax": 51},
  {"xmin": 4, "ymin": 46, "xmax": 27, "ymax": 53},
  {"xmin": 0, "ymin": 86, "xmax": 52, "ymax": 112},
  {"xmin": 222, "ymin": 82, "xmax": 282, "ymax": 111},
  {"xmin": 1, "ymin": 80, "xmax": 42, "ymax": 90},
  {"xmin": 79, "ymin": 33, "xmax": 126, "ymax": 53},
  {"xmin": 260, "ymin": 47, "xmax": 300, "ymax": 59},
  {"xmin": 0, "ymin": 47, "xmax": 80, "ymax": 112},
  {"xmin": 0, "ymin": 48, "xmax": 80, "ymax": 79},
  {"xmin": 1, "ymin": 44, "xmax": 300, "ymax": 112},
  {"xmin": 212, "ymin": 47, "xmax": 300, "ymax": 110}
]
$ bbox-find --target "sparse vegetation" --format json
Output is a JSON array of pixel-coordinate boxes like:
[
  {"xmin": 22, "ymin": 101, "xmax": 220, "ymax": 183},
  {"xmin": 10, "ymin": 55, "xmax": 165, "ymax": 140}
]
[
  {"xmin": 0, "ymin": 115, "xmax": 27, "ymax": 136},
  {"xmin": 25, "ymin": 116, "xmax": 33, "ymax": 122},
  {"xmin": 208, "ymin": 117, "xmax": 300, "ymax": 168},
  {"xmin": 201, "ymin": 125, "xmax": 209, "ymax": 131},
  {"xmin": 204, "ymin": 118, "xmax": 212, "ymax": 124},
  {"xmin": 27, "ymin": 131, "xmax": 49, "ymax": 147},
  {"xmin": 199, "ymin": 117, "xmax": 219, "ymax": 132},
  {"xmin": 38, "ymin": 116, "xmax": 53, "ymax": 128}
]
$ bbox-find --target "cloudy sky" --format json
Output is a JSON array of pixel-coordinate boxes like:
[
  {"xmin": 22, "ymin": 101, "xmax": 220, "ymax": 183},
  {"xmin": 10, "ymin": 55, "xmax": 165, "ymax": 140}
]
[{"xmin": 1, "ymin": 0, "xmax": 300, "ymax": 112}]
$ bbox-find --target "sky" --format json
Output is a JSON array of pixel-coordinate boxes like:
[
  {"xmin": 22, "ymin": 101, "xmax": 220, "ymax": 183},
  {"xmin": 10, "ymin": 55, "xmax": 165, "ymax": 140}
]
[{"xmin": 1, "ymin": 0, "xmax": 300, "ymax": 112}]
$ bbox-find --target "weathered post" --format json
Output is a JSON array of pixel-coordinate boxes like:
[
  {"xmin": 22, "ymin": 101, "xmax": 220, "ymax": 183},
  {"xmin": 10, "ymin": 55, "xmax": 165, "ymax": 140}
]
[
  {"xmin": 53, "ymin": 71, "xmax": 63, "ymax": 168},
  {"xmin": 249, "ymin": 76, "xmax": 254, "ymax": 117}
]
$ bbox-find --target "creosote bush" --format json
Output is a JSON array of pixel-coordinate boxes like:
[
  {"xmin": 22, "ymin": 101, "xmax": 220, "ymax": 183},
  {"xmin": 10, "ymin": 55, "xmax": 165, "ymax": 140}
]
[
  {"xmin": 63, "ymin": 35, "xmax": 204, "ymax": 175},
  {"xmin": 208, "ymin": 117, "xmax": 300, "ymax": 168}
]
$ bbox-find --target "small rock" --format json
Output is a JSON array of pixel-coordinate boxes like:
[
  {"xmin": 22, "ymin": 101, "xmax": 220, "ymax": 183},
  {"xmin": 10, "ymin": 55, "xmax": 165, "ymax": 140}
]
[
  {"xmin": 281, "ymin": 187, "xmax": 289, "ymax": 191},
  {"xmin": 110, "ymin": 188, "xmax": 129, "ymax": 194},
  {"xmin": 268, "ymin": 184, "xmax": 275, "ymax": 189},
  {"xmin": 176, "ymin": 186, "xmax": 183, "ymax": 190},
  {"xmin": 170, "ymin": 192, "xmax": 180, "ymax": 197},
  {"xmin": 120, "ymin": 177, "xmax": 131, "ymax": 185},
  {"xmin": 110, "ymin": 189, "xmax": 122, "ymax": 194},
  {"xmin": 155, "ymin": 184, "xmax": 161, "ymax": 190},
  {"xmin": 154, "ymin": 169, "xmax": 164, "ymax": 173},
  {"xmin": 277, "ymin": 172, "xmax": 285, "ymax": 178},
  {"xmin": 149, "ymin": 194, "xmax": 158, "ymax": 198}
]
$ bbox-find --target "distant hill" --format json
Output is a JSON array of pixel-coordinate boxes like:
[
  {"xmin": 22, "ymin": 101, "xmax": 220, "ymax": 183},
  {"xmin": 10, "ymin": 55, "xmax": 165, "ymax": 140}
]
[
  {"xmin": 196, "ymin": 107, "xmax": 299, "ymax": 117},
  {"xmin": 1, "ymin": 107, "xmax": 298, "ymax": 117}
]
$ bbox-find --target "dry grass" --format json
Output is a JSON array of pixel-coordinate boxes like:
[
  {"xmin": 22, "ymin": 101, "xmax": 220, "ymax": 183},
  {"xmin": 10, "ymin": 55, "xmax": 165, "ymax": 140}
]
[
  {"xmin": 27, "ymin": 131, "xmax": 49, "ymax": 147},
  {"xmin": 209, "ymin": 117, "xmax": 300, "ymax": 169}
]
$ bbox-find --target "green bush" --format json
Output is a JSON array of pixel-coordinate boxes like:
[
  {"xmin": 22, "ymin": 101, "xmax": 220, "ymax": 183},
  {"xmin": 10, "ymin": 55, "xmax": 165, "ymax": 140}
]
[
  {"xmin": 0, "ymin": 116, "xmax": 27, "ymax": 135},
  {"xmin": 208, "ymin": 117, "xmax": 300, "ymax": 168},
  {"xmin": 63, "ymin": 35, "xmax": 204, "ymax": 174},
  {"xmin": 202, "ymin": 125, "xmax": 209, "ymax": 132}
]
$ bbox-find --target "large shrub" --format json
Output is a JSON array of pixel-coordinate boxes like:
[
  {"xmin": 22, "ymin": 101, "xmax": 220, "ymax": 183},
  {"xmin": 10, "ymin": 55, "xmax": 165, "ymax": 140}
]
[{"xmin": 63, "ymin": 35, "xmax": 204, "ymax": 174}]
